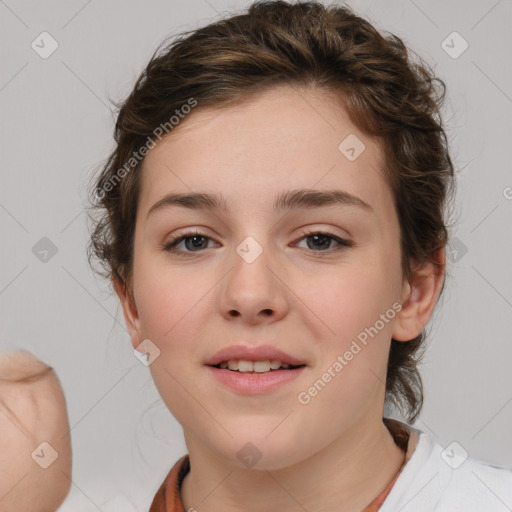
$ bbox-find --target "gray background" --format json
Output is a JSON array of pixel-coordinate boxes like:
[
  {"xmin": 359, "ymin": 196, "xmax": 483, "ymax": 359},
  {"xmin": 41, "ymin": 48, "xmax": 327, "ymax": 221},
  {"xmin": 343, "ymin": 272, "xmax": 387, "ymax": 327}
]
[{"xmin": 1, "ymin": 0, "xmax": 511, "ymax": 510}]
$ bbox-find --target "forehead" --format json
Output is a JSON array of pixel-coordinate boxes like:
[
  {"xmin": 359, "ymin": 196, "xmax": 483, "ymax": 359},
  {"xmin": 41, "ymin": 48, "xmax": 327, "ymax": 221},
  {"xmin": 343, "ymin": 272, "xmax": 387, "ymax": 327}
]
[{"xmin": 137, "ymin": 84, "xmax": 389, "ymax": 218}]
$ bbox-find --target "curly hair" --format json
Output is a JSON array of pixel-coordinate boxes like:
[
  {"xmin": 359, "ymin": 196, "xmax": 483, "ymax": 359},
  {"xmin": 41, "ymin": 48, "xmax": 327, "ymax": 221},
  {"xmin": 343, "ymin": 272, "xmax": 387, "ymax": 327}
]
[{"xmin": 86, "ymin": 0, "xmax": 455, "ymax": 423}]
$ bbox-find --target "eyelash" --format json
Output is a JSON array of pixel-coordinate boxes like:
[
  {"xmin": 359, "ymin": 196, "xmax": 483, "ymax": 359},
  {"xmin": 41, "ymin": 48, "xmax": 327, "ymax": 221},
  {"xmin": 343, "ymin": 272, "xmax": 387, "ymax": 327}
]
[{"xmin": 161, "ymin": 228, "xmax": 353, "ymax": 257}]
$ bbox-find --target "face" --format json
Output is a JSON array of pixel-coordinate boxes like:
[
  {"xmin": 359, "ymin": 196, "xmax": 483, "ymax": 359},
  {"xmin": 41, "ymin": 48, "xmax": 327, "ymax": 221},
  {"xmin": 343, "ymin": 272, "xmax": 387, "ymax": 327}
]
[{"xmin": 118, "ymin": 84, "xmax": 414, "ymax": 470}]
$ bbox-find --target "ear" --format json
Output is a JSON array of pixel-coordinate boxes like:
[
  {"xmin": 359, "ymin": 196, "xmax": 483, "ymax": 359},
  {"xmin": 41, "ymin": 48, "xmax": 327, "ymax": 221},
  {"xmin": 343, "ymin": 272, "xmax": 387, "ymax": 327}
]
[
  {"xmin": 392, "ymin": 248, "xmax": 446, "ymax": 342},
  {"xmin": 113, "ymin": 275, "xmax": 143, "ymax": 351}
]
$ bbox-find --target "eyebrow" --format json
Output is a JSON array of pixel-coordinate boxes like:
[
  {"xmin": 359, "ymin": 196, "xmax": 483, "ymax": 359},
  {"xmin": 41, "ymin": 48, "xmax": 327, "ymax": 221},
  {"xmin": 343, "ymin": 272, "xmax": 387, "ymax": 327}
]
[{"xmin": 146, "ymin": 189, "xmax": 373, "ymax": 219}]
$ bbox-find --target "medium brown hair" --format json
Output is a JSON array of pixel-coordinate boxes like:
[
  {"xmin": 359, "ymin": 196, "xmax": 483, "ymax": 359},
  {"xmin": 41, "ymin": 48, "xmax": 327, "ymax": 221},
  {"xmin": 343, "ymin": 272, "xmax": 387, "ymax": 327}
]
[{"xmin": 86, "ymin": 0, "xmax": 455, "ymax": 423}]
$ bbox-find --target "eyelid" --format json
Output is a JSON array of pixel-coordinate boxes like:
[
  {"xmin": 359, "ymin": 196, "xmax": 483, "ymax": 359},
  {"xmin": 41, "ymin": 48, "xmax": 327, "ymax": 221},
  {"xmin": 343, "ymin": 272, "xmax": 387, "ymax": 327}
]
[
  {"xmin": 161, "ymin": 228, "xmax": 217, "ymax": 249},
  {"xmin": 292, "ymin": 228, "xmax": 353, "ymax": 250},
  {"xmin": 162, "ymin": 225, "xmax": 215, "ymax": 242},
  {"xmin": 296, "ymin": 226, "xmax": 351, "ymax": 242},
  {"xmin": 162, "ymin": 226, "xmax": 353, "ymax": 256}
]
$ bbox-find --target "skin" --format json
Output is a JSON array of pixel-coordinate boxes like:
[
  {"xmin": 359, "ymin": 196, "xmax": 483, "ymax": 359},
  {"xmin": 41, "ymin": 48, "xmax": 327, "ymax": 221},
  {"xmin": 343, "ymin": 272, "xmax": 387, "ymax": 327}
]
[
  {"xmin": 115, "ymin": 84, "xmax": 445, "ymax": 512},
  {"xmin": 0, "ymin": 351, "xmax": 72, "ymax": 512}
]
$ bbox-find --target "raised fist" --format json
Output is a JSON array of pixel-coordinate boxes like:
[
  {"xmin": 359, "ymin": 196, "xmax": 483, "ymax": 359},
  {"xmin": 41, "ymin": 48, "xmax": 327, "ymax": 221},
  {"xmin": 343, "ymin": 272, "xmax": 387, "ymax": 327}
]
[{"xmin": 0, "ymin": 351, "xmax": 72, "ymax": 512}]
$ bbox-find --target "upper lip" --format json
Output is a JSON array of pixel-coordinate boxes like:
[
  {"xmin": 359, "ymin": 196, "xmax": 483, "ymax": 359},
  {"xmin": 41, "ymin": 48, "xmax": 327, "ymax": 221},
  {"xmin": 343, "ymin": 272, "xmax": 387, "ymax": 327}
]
[{"xmin": 204, "ymin": 344, "xmax": 306, "ymax": 367}]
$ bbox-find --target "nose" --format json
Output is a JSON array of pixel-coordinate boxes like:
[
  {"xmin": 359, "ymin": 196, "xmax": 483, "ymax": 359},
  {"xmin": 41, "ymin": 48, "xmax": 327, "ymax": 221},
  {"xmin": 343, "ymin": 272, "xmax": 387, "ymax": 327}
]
[{"xmin": 218, "ymin": 239, "xmax": 289, "ymax": 325}]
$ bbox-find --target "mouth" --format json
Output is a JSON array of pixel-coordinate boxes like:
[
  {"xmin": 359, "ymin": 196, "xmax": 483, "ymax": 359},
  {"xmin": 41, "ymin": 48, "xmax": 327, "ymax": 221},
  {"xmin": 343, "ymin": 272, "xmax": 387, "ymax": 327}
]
[
  {"xmin": 203, "ymin": 343, "xmax": 307, "ymax": 369},
  {"xmin": 203, "ymin": 344, "xmax": 308, "ymax": 394},
  {"xmin": 209, "ymin": 359, "xmax": 306, "ymax": 373},
  {"xmin": 205, "ymin": 360, "xmax": 307, "ymax": 394}
]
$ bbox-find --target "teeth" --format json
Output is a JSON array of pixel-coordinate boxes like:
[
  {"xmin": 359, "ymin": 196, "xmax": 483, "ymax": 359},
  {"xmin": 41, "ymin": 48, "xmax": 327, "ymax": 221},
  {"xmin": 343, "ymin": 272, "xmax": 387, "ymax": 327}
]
[
  {"xmin": 238, "ymin": 360, "xmax": 254, "ymax": 372},
  {"xmin": 253, "ymin": 361, "xmax": 271, "ymax": 373},
  {"xmin": 227, "ymin": 360, "xmax": 239, "ymax": 371},
  {"xmin": 217, "ymin": 359, "xmax": 295, "ymax": 372}
]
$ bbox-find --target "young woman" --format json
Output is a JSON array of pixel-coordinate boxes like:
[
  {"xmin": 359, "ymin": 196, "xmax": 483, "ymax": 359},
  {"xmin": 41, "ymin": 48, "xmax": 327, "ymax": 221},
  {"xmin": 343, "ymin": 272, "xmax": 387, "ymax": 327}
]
[{"xmin": 87, "ymin": 1, "xmax": 512, "ymax": 511}]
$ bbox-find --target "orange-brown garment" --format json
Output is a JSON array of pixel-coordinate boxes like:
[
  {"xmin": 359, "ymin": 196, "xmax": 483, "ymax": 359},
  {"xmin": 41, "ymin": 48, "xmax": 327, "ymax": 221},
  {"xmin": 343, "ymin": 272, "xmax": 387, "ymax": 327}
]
[{"xmin": 149, "ymin": 420, "xmax": 410, "ymax": 512}]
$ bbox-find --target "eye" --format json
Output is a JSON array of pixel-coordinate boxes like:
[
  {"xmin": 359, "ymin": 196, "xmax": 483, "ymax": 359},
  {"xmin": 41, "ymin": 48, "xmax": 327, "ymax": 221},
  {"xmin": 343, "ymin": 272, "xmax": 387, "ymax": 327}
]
[
  {"xmin": 294, "ymin": 229, "xmax": 352, "ymax": 253},
  {"xmin": 161, "ymin": 228, "xmax": 353, "ymax": 257},
  {"xmin": 162, "ymin": 230, "xmax": 217, "ymax": 256}
]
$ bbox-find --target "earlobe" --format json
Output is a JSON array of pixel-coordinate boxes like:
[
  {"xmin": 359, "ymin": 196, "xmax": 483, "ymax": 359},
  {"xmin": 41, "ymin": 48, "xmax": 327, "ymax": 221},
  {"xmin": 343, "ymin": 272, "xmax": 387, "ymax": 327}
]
[
  {"xmin": 392, "ymin": 248, "xmax": 446, "ymax": 342},
  {"xmin": 113, "ymin": 275, "xmax": 142, "ymax": 350}
]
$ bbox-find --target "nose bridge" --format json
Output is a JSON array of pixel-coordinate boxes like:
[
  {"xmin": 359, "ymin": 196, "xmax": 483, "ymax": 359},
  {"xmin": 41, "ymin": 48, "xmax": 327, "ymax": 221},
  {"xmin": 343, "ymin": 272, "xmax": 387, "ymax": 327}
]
[
  {"xmin": 235, "ymin": 235, "xmax": 267, "ymax": 267},
  {"xmin": 219, "ymin": 233, "xmax": 288, "ymax": 322},
  {"xmin": 231, "ymin": 233, "xmax": 275, "ymax": 294}
]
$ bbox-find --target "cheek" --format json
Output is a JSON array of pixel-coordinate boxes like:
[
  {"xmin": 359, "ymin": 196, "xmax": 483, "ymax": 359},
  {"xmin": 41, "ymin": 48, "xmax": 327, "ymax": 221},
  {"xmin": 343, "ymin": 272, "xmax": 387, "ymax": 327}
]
[
  {"xmin": 291, "ymin": 254, "xmax": 401, "ymax": 416},
  {"xmin": 134, "ymin": 260, "xmax": 215, "ymax": 419},
  {"xmin": 134, "ymin": 255, "xmax": 212, "ymax": 342},
  {"xmin": 298, "ymin": 257, "xmax": 401, "ymax": 349}
]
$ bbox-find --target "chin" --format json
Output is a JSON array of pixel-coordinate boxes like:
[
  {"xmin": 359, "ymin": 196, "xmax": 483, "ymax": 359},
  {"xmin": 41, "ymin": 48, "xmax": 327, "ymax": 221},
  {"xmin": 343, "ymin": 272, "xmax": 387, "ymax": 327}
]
[{"xmin": 209, "ymin": 429, "xmax": 307, "ymax": 471}]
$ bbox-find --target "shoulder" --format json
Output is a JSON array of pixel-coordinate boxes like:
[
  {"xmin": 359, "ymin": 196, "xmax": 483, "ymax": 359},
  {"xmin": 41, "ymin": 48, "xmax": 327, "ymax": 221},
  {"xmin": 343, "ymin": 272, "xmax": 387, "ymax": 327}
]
[
  {"xmin": 380, "ymin": 422, "xmax": 512, "ymax": 512},
  {"xmin": 436, "ymin": 452, "xmax": 512, "ymax": 511}
]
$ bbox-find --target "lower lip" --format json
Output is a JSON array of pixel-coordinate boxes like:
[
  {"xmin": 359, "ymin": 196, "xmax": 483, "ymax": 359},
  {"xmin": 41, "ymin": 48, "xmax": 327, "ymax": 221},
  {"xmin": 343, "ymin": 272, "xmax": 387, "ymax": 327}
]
[{"xmin": 205, "ymin": 366, "xmax": 306, "ymax": 394}]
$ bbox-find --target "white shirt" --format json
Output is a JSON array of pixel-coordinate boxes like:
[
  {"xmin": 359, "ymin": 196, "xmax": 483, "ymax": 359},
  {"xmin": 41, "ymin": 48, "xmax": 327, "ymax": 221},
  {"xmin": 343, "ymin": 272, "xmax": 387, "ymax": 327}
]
[{"xmin": 381, "ymin": 421, "xmax": 512, "ymax": 511}]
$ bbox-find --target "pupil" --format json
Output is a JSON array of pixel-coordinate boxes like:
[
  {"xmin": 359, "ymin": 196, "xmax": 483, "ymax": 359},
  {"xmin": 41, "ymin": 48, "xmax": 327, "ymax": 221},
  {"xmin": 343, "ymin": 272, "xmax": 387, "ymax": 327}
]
[
  {"xmin": 308, "ymin": 234, "xmax": 330, "ymax": 250},
  {"xmin": 186, "ymin": 235, "xmax": 207, "ymax": 251}
]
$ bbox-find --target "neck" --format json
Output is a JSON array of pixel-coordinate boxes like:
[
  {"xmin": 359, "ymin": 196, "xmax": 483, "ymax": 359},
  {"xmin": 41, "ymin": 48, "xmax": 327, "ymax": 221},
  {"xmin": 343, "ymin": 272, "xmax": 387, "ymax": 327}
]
[{"xmin": 180, "ymin": 418, "xmax": 406, "ymax": 512}]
